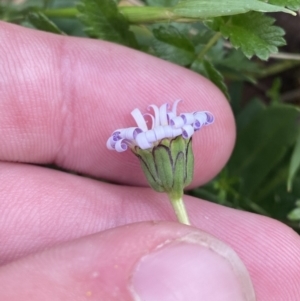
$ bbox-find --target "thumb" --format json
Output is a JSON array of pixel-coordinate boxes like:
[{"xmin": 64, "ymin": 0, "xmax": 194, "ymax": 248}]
[{"xmin": 0, "ymin": 221, "xmax": 255, "ymax": 301}]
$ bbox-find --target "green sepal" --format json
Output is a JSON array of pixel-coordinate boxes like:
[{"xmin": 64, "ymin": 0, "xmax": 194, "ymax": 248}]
[
  {"xmin": 184, "ymin": 138, "xmax": 194, "ymax": 187},
  {"xmin": 132, "ymin": 136, "xmax": 194, "ymax": 197},
  {"xmin": 133, "ymin": 148, "xmax": 165, "ymax": 192},
  {"xmin": 154, "ymin": 144, "xmax": 174, "ymax": 190}
]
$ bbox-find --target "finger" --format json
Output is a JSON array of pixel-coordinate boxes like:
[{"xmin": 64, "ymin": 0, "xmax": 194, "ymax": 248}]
[
  {"xmin": 0, "ymin": 22, "xmax": 235, "ymax": 187},
  {"xmin": 1, "ymin": 163, "xmax": 300, "ymax": 301},
  {"xmin": 0, "ymin": 222, "xmax": 255, "ymax": 301}
]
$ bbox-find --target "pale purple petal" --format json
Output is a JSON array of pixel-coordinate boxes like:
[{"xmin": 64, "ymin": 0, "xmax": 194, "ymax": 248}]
[
  {"xmin": 170, "ymin": 116, "xmax": 185, "ymax": 128},
  {"xmin": 131, "ymin": 108, "xmax": 148, "ymax": 131},
  {"xmin": 147, "ymin": 105, "xmax": 160, "ymax": 128},
  {"xmin": 172, "ymin": 99, "xmax": 182, "ymax": 115},
  {"xmin": 118, "ymin": 127, "xmax": 142, "ymax": 139},
  {"xmin": 204, "ymin": 111, "xmax": 214, "ymax": 124},
  {"xmin": 159, "ymin": 103, "xmax": 170, "ymax": 126},
  {"xmin": 112, "ymin": 130, "xmax": 122, "ymax": 140},
  {"xmin": 193, "ymin": 112, "xmax": 208, "ymax": 129},
  {"xmin": 180, "ymin": 113, "xmax": 194, "ymax": 125},
  {"xmin": 135, "ymin": 132, "xmax": 153, "ymax": 149},
  {"xmin": 107, "ymin": 101, "xmax": 214, "ymax": 152},
  {"xmin": 182, "ymin": 125, "xmax": 194, "ymax": 139},
  {"xmin": 115, "ymin": 139, "xmax": 129, "ymax": 152}
]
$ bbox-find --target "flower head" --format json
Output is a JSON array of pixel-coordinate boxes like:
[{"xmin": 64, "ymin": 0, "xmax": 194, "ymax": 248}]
[
  {"xmin": 106, "ymin": 99, "xmax": 214, "ymax": 152},
  {"xmin": 106, "ymin": 100, "xmax": 214, "ymax": 225}
]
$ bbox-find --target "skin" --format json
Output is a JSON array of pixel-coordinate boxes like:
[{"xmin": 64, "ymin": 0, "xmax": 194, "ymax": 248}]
[{"xmin": 0, "ymin": 21, "xmax": 299, "ymax": 300}]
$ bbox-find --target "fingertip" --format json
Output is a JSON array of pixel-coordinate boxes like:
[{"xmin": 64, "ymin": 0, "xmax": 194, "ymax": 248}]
[{"xmin": 0, "ymin": 222, "xmax": 254, "ymax": 301}]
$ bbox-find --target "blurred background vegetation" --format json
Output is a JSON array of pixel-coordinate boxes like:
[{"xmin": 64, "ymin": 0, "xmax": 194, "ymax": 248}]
[{"xmin": 1, "ymin": 0, "xmax": 300, "ymax": 232}]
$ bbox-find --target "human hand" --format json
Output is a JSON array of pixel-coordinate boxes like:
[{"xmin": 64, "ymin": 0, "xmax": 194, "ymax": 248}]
[{"xmin": 0, "ymin": 22, "xmax": 299, "ymax": 301}]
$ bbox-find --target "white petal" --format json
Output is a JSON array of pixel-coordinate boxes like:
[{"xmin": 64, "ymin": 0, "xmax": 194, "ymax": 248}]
[
  {"xmin": 193, "ymin": 112, "xmax": 208, "ymax": 129},
  {"xmin": 118, "ymin": 127, "xmax": 142, "ymax": 139},
  {"xmin": 145, "ymin": 130, "xmax": 157, "ymax": 143},
  {"xmin": 171, "ymin": 127, "xmax": 183, "ymax": 137},
  {"xmin": 170, "ymin": 116, "xmax": 185, "ymax": 128},
  {"xmin": 182, "ymin": 125, "xmax": 194, "ymax": 139},
  {"xmin": 172, "ymin": 99, "xmax": 182, "ymax": 115},
  {"xmin": 115, "ymin": 139, "xmax": 128, "ymax": 152},
  {"xmin": 106, "ymin": 136, "xmax": 116, "ymax": 150},
  {"xmin": 147, "ymin": 105, "xmax": 160, "ymax": 128},
  {"xmin": 167, "ymin": 112, "xmax": 175, "ymax": 125},
  {"xmin": 143, "ymin": 113, "xmax": 155, "ymax": 130},
  {"xmin": 159, "ymin": 103, "xmax": 170, "ymax": 126},
  {"xmin": 180, "ymin": 113, "xmax": 194, "ymax": 125},
  {"xmin": 131, "ymin": 108, "xmax": 148, "ymax": 131},
  {"xmin": 135, "ymin": 132, "xmax": 153, "ymax": 149},
  {"xmin": 153, "ymin": 126, "xmax": 166, "ymax": 140},
  {"xmin": 204, "ymin": 111, "xmax": 215, "ymax": 124},
  {"xmin": 163, "ymin": 125, "xmax": 174, "ymax": 138}
]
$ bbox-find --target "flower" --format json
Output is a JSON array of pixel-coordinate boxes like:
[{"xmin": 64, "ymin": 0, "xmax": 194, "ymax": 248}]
[
  {"xmin": 106, "ymin": 100, "xmax": 214, "ymax": 225},
  {"xmin": 106, "ymin": 99, "xmax": 214, "ymax": 152}
]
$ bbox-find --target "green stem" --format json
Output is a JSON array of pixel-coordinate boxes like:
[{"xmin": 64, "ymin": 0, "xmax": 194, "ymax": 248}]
[
  {"xmin": 168, "ymin": 195, "xmax": 190, "ymax": 225},
  {"xmin": 196, "ymin": 32, "xmax": 222, "ymax": 60},
  {"xmin": 42, "ymin": 6, "xmax": 199, "ymax": 24},
  {"xmin": 119, "ymin": 6, "xmax": 176, "ymax": 23},
  {"xmin": 43, "ymin": 7, "xmax": 77, "ymax": 18},
  {"xmin": 258, "ymin": 60, "xmax": 300, "ymax": 79}
]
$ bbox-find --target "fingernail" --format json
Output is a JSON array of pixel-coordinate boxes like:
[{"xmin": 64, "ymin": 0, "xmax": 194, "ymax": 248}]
[{"xmin": 130, "ymin": 232, "xmax": 255, "ymax": 301}]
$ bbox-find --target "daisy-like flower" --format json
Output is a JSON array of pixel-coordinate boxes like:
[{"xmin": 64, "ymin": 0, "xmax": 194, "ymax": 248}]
[{"xmin": 107, "ymin": 100, "xmax": 214, "ymax": 225}]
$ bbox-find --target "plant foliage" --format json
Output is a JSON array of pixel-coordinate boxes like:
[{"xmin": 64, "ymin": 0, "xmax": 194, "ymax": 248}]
[{"xmin": 2, "ymin": 0, "xmax": 300, "ymax": 231}]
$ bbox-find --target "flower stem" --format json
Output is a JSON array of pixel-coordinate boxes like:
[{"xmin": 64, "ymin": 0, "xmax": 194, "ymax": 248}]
[
  {"xmin": 196, "ymin": 32, "xmax": 222, "ymax": 60},
  {"xmin": 42, "ymin": 6, "xmax": 200, "ymax": 24},
  {"xmin": 168, "ymin": 195, "xmax": 190, "ymax": 225},
  {"xmin": 43, "ymin": 7, "xmax": 77, "ymax": 18}
]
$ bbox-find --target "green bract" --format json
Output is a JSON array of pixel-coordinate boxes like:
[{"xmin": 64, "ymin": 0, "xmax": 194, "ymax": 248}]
[{"xmin": 132, "ymin": 136, "xmax": 194, "ymax": 200}]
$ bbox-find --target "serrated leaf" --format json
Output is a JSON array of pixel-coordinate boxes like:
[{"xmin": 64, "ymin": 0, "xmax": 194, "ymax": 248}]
[
  {"xmin": 28, "ymin": 12, "xmax": 65, "ymax": 34},
  {"xmin": 78, "ymin": 0, "xmax": 137, "ymax": 47},
  {"xmin": 220, "ymin": 12, "xmax": 286, "ymax": 60},
  {"xmin": 191, "ymin": 59, "xmax": 229, "ymax": 99},
  {"xmin": 173, "ymin": 0, "xmax": 296, "ymax": 18},
  {"xmin": 152, "ymin": 25, "xmax": 195, "ymax": 66},
  {"xmin": 263, "ymin": 0, "xmax": 300, "ymax": 10},
  {"xmin": 229, "ymin": 105, "xmax": 300, "ymax": 195},
  {"xmin": 287, "ymin": 131, "xmax": 300, "ymax": 191}
]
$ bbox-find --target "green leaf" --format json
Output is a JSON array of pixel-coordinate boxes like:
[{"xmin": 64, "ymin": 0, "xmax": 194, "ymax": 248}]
[
  {"xmin": 216, "ymin": 50, "xmax": 261, "ymax": 74},
  {"xmin": 236, "ymin": 98, "xmax": 265, "ymax": 130},
  {"xmin": 152, "ymin": 25, "xmax": 195, "ymax": 66},
  {"xmin": 263, "ymin": 0, "xmax": 300, "ymax": 10},
  {"xmin": 287, "ymin": 207, "xmax": 300, "ymax": 221},
  {"xmin": 191, "ymin": 58, "xmax": 229, "ymax": 99},
  {"xmin": 229, "ymin": 105, "xmax": 300, "ymax": 195},
  {"xmin": 78, "ymin": 0, "xmax": 137, "ymax": 47},
  {"xmin": 146, "ymin": 0, "xmax": 179, "ymax": 6},
  {"xmin": 287, "ymin": 131, "xmax": 300, "ymax": 191},
  {"xmin": 173, "ymin": 0, "xmax": 296, "ymax": 18},
  {"xmin": 28, "ymin": 12, "xmax": 65, "ymax": 34},
  {"xmin": 220, "ymin": 12, "xmax": 286, "ymax": 60}
]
